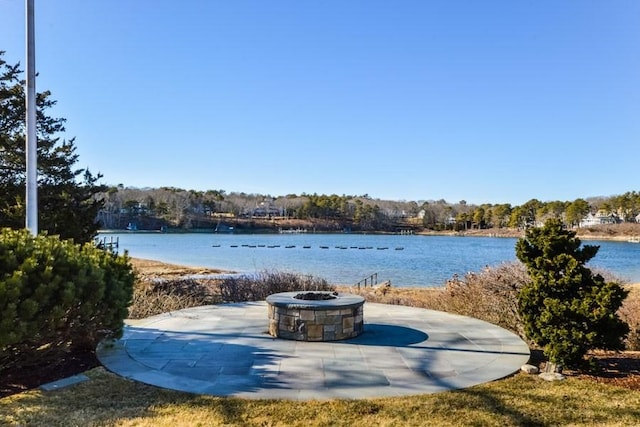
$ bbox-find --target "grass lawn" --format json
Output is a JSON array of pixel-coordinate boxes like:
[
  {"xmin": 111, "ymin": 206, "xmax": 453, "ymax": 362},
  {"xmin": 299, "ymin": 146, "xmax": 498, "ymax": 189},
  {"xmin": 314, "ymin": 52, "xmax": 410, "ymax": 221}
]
[{"xmin": 1, "ymin": 367, "xmax": 639, "ymax": 426}]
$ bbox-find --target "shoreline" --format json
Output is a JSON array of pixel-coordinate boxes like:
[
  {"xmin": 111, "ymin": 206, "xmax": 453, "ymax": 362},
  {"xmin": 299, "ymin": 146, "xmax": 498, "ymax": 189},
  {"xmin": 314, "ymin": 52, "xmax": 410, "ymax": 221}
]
[
  {"xmin": 101, "ymin": 227, "xmax": 640, "ymax": 243},
  {"xmin": 419, "ymin": 228, "xmax": 640, "ymax": 243},
  {"xmin": 129, "ymin": 257, "xmax": 640, "ymax": 289},
  {"xmin": 129, "ymin": 257, "xmax": 233, "ymax": 278}
]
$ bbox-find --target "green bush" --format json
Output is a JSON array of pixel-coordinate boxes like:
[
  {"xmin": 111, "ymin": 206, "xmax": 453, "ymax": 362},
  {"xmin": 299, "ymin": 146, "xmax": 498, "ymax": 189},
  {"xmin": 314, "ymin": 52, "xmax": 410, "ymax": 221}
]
[
  {"xmin": 516, "ymin": 219, "xmax": 629, "ymax": 369},
  {"xmin": 0, "ymin": 228, "xmax": 135, "ymax": 370}
]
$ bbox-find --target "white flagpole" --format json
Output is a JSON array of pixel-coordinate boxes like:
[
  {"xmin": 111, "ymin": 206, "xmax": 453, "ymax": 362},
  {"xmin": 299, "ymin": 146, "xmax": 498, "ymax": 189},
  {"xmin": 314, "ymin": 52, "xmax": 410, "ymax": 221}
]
[{"xmin": 25, "ymin": 0, "xmax": 38, "ymax": 234}]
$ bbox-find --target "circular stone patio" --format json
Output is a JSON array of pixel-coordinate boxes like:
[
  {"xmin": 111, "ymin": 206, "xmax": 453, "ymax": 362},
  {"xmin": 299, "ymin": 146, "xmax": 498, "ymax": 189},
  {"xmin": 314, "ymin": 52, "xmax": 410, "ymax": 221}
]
[{"xmin": 97, "ymin": 302, "xmax": 530, "ymax": 400}]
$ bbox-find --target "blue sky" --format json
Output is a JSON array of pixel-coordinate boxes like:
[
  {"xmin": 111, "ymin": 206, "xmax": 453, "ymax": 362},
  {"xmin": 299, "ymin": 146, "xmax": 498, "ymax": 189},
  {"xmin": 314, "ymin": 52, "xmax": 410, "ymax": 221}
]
[{"xmin": 1, "ymin": 1, "xmax": 638, "ymax": 205}]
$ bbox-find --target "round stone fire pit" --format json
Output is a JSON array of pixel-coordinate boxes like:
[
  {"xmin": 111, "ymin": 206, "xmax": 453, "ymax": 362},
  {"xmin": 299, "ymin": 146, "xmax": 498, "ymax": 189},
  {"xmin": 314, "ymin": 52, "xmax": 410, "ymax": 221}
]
[{"xmin": 266, "ymin": 291, "xmax": 364, "ymax": 341}]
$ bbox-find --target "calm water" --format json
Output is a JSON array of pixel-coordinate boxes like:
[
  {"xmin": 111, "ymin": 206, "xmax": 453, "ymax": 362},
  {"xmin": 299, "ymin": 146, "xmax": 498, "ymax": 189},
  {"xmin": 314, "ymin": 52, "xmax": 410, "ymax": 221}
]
[{"xmin": 100, "ymin": 232, "xmax": 640, "ymax": 287}]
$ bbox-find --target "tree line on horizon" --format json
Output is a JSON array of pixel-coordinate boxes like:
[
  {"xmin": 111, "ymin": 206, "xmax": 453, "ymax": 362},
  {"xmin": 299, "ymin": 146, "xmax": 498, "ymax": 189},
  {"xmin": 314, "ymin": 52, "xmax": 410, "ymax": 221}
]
[{"xmin": 95, "ymin": 185, "xmax": 640, "ymax": 232}]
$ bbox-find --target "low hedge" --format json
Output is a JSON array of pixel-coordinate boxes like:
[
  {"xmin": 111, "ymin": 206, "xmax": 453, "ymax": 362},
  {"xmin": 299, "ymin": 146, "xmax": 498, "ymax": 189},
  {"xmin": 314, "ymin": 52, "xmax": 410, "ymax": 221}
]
[{"xmin": 0, "ymin": 228, "xmax": 135, "ymax": 370}]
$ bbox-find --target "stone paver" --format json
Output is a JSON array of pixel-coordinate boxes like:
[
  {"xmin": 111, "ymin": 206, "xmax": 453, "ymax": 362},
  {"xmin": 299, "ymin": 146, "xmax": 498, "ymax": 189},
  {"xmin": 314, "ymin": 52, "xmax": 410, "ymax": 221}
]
[
  {"xmin": 40, "ymin": 374, "xmax": 90, "ymax": 392},
  {"xmin": 97, "ymin": 302, "xmax": 530, "ymax": 400}
]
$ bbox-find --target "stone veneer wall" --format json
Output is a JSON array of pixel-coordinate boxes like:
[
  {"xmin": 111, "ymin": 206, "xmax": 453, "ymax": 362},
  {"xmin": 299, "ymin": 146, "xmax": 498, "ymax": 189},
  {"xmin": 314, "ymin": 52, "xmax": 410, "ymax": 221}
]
[{"xmin": 268, "ymin": 303, "xmax": 364, "ymax": 341}]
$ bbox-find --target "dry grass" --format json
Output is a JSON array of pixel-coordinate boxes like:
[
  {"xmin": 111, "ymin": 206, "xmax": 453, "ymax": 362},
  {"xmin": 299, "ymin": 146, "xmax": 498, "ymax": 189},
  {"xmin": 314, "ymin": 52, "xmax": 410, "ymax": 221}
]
[
  {"xmin": 347, "ymin": 262, "xmax": 529, "ymax": 339},
  {"xmin": 620, "ymin": 285, "xmax": 640, "ymax": 351},
  {"xmin": 128, "ymin": 278, "xmax": 222, "ymax": 319},
  {"xmin": 218, "ymin": 270, "xmax": 334, "ymax": 303},
  {"xmin": 129, "ymin": 257, "xmax": 229, "ymax": 278},
  {"xmin": 128, "ymin": 258, "xmax": 226, "ymax": 319},
  {"xmin": 1, "ymin": 367, "xmax": 639, "ymax": 426}
]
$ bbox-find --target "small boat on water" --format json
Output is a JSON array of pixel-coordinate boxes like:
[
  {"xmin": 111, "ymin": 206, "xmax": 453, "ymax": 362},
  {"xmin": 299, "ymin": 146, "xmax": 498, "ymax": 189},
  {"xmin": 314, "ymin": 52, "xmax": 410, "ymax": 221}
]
[{"xmin": 395, "ymin": 247, "xmax": 404, "ymax": 250}]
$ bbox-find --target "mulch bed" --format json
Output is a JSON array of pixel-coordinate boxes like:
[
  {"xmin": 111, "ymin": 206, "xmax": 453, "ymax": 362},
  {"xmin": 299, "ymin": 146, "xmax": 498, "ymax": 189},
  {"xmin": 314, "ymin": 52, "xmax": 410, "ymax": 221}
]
[
  {"xmin": 0, "ymin": 349, "xmax": 100, "ymax": 398},
  {"xmin": 575, "ymin": 351, "xmax": 640, "ymax": 390}
]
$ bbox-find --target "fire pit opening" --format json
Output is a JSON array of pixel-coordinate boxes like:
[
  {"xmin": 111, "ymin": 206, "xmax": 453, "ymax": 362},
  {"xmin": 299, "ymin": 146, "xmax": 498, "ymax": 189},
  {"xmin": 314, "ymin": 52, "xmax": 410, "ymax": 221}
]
[
  {"xmin": 266, "ymin": 291, "xmax": 364, "ymax": 341},
  {"xmin": 294, "ymin": 291, "xmax": 338, "ymax": 301}
]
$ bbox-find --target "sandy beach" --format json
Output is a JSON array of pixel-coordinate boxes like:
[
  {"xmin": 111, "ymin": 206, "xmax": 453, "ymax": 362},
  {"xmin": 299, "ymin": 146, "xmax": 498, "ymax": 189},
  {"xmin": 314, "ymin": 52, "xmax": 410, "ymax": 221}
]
[{"xmin": 129, "ymin": 257, "xmax": 231, "ymax": 279}]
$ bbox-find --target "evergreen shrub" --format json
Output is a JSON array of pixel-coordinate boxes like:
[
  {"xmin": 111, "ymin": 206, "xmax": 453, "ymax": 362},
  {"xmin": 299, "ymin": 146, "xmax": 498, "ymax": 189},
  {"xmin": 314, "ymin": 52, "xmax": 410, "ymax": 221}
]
[
  {"xmin": 516, "ymin": 219, "xmax": 629, "ymax": 369},
  {"xmin": 0, "ymin": 228, "xmax": 135, "ymax": 369}
]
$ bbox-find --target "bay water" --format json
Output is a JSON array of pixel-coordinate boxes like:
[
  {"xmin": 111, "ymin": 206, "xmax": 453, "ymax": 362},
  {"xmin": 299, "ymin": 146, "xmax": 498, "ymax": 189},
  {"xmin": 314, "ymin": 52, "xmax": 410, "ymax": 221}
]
[{"xmin": 100, "ymin": 232, "xmax": 640, "ymax": 287}]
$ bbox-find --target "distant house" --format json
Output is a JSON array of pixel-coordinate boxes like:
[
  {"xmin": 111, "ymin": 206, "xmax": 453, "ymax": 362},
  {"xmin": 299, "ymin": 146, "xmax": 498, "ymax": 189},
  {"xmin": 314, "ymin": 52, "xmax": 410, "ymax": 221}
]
[
  {"xmin": 249, "ymin": 199, "xmax": 282, "ymax": 217},
  {"xmin": 579, "ymin": 211, "xmax": 619, "ymax": 227}
]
